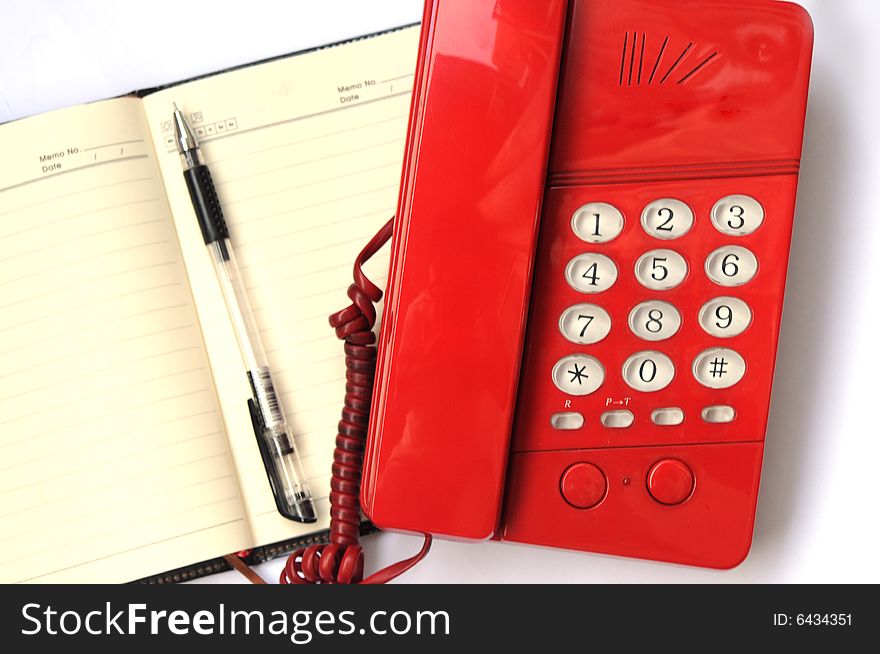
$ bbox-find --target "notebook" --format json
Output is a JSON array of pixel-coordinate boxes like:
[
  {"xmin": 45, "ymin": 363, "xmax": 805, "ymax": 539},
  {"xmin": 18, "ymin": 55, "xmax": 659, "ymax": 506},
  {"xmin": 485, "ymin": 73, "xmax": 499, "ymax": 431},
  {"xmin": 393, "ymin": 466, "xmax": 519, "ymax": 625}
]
[{"xmin": 0, "ymin": 25, "xmax": 419, "ymax": 583}]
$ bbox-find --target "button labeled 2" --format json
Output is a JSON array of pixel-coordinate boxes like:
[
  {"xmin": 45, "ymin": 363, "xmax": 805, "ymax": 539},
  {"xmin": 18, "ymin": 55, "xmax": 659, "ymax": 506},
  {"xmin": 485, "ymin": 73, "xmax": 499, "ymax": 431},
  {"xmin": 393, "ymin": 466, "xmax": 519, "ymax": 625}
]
[{"xmin": 641, "ymin": 198, "xmax": 694, "ymax": 240}]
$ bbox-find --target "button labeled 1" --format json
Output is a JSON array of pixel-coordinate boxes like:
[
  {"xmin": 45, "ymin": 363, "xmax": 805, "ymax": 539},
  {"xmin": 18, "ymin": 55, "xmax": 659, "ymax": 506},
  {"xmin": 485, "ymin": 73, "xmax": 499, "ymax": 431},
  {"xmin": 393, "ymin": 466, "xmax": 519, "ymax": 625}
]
[
  {"xmin": 565, "ymin": 253, "xmax": 618, "ymax": 294},
  {"xmin": 552, "ymin": 355, "xmax": 605, "ymax": 396},
  {"xmin": 641, "ymin": 199, "xmax": 694, "ymax": 240},
  {"xmin": 571, "ymin": 202, "xmax": 624, "ymax": 243},
  {"xmin": 559, "ymin": 303, "xmax": 612, "ymax": 344}
]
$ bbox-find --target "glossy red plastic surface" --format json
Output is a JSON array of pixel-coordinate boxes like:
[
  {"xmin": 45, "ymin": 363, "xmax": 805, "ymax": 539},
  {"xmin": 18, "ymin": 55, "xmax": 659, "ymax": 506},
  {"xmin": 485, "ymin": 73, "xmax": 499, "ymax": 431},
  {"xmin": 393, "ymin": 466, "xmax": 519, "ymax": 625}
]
[
  {"xmin": 361, "ymin": 0, "xmax": 569, "ymax": 539},
  {"xmin": 363, "ymin": 0, "xmax": 813, "ymax": 569},
  {"xmin": 501, "ymin": 0, "xmax": 812, "ymax": 568}
]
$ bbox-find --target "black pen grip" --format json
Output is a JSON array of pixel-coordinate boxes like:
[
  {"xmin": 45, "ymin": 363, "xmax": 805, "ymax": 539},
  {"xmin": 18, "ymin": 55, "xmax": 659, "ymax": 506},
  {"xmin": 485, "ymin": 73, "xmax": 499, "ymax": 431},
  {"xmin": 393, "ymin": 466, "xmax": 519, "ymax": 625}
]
[{"xmin": 184, "ymin": 164, "xmax": 229, "ymax": 245}]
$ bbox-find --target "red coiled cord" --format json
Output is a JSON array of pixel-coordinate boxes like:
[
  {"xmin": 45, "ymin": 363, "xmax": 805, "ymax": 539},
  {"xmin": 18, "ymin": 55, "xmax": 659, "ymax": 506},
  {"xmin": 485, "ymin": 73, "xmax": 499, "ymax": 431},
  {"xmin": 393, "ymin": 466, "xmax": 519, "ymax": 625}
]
[{"xmin": 280, "ymin": 219, "xmax": 431, "ymax": 584}]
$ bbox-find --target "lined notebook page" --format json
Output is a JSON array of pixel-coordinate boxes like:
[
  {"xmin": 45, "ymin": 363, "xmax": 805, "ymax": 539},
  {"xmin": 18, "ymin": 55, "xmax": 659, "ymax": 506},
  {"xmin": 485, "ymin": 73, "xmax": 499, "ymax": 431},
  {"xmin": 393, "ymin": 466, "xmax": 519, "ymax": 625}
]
[
  {"xmin": 143, "ymin": 26, "xmax": 419, "ymax": 545},
  {"xmin": 0, "ymin": 98, "xmax": 251, "ymax": 582}
]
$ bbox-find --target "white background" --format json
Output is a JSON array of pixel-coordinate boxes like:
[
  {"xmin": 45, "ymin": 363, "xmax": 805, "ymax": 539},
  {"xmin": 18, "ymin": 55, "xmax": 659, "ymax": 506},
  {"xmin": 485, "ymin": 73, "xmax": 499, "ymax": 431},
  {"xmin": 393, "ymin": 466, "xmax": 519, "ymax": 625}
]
[{"xmin": 1, "ymin": 0, "xmax": 877, "ymax": 583}]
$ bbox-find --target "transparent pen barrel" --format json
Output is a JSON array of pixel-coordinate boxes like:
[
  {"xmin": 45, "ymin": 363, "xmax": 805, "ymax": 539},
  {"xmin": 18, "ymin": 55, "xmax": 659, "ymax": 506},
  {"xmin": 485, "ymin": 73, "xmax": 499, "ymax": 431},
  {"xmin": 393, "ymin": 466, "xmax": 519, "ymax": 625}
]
[{"xmin": 208, "ymin": 239, "xmax": 315, "ymax": 522}]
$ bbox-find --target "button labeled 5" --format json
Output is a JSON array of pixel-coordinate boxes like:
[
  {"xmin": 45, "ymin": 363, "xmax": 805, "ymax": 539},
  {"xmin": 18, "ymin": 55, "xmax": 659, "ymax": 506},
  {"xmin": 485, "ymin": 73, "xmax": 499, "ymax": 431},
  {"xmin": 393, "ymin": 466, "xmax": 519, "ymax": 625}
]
[{"xmin": 635, "ymin": 249, "xmax": 688, "ymax": 291}]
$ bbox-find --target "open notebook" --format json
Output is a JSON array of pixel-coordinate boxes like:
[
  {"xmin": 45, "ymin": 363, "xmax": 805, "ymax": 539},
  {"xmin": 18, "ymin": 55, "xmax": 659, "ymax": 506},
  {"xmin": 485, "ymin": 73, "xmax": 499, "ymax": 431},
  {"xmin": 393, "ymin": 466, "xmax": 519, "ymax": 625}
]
[{"xmin": 0, "ymin": 25, "xmax": 419, "ymax": 583}]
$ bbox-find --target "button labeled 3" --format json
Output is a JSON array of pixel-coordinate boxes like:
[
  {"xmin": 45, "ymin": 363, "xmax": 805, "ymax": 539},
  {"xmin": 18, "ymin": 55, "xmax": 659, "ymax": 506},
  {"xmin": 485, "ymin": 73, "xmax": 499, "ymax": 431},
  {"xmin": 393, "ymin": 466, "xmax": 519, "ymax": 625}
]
[{"xmin": 712, "ymin": 195, "xmax": 764, "ymax": 236}]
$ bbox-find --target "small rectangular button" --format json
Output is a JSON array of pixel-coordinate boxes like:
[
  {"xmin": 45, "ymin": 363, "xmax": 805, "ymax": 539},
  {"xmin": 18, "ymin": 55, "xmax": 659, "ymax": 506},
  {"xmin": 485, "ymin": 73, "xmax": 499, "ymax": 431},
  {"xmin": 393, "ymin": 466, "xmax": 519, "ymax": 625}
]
[
  {"xmin": 701, "ymin": 405, "xmax": 736, "ymax": 424},
  {"xmin": 551, "ymin": 412, "xmax": 584, "ymax": 430},
  {"xmin": 652, "ymin": 407, "xmax": 684, "ymax": 426},
  {"xmin": 601, "ymin": 410, "xmax": 634, "ymax": 429}
]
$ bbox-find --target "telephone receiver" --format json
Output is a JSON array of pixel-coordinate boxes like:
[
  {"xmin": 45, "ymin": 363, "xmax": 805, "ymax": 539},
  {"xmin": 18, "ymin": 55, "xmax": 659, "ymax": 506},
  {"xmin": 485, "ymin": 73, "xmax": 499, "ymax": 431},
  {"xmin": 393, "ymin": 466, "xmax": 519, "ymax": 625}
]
[{"xmin": 359, "ymin": 0, "xmax": 813, "ymax": 569}]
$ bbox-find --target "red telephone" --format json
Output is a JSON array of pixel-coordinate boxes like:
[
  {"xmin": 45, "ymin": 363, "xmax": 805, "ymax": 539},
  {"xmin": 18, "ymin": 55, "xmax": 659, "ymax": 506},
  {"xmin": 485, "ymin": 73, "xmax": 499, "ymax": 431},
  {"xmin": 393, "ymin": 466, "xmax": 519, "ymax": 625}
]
[
  {"xmin": 356, "ymin": 0, "xmax": 814, "ymax": 572},
  {"xmin": 286, "ymin": 0, "xmax": 814, "ymax": 582}
]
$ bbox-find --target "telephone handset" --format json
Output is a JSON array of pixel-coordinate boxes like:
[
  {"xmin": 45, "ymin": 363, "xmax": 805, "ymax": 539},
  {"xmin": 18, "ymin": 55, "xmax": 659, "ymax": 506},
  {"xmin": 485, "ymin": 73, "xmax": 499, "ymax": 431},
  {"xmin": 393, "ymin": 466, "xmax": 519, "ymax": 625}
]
[{"xmin": 354, "ymin": 0, "xmax": 813, "ymax": 571}]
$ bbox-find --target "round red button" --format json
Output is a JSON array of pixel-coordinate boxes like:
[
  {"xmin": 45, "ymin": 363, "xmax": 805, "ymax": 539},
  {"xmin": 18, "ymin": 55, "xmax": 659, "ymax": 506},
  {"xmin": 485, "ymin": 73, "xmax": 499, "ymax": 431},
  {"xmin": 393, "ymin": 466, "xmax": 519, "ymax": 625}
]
[
  {"xmin": 646, "ymin": 458, "xmax": 695, "ymax": 505},
  {"xmin": 560, "ymin": 462, "xmax": 607, "ymax": 509}
]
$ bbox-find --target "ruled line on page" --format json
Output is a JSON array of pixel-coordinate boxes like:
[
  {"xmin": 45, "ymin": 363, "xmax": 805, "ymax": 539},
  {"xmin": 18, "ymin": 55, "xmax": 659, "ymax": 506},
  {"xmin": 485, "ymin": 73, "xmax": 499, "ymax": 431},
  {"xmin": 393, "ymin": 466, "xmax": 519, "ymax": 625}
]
[
  {"xmin": 0, "ymin": 422, "xmax": 221, "ymax": 499},
  {"xmin": 0, "ymin": 176, "xmax": 153, "ymax": 220},
  {"xmin": 14, "ymin": 518, "xmax": 246, "ymax": 584},
  {"xmin": 0, "ymin": 154, "xmax": 150, "ymax": 195},
  {"xmin": 0, "ymin": 471, "xmax": 235, "ymax": 544},
  {"xmin": 4, "ymin": 495, "xmax": 242, "ymax": 566},
  {"xmin": 0, "ymin": 195, "xmax": 161, "ymax": 243}
]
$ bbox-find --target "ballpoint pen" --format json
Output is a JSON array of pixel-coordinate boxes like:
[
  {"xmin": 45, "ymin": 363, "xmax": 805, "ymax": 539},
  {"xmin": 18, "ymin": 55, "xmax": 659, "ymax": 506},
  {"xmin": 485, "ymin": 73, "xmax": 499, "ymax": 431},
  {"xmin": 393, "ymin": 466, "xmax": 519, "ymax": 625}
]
[{"xmin": 172, "ymin": 103, "xmax": 316, "ymax": 523}]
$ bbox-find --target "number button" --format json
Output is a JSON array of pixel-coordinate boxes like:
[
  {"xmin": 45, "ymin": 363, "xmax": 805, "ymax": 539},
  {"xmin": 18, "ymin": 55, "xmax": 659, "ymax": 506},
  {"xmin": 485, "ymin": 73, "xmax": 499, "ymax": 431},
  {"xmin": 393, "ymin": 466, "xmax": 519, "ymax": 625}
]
[
  {"xmin": 705, "ymin": 246, "xmax": 758, "ymax": 286},
  {"xmin": 565, "ymin": 253, "xmax": 618, "ymax": 294},
  {"xmin": 641, "ymin": 199, "xmax": 694, "ymax": 240},
  {"xmin": 712, "ymin": 195, "xmax": 764, "ymax": 236},
  {"xmin": 699, "ymin": 297, "xmax": 752, "ymax": 338},
  {"xmin": 622, "ymin": 351, "xmax": 675, "ymax": 392},
  {"xmin": 634, "ymin": 249, "xmax": 688, "ymax": 290},
  {"xmin": 552, "ymin": 355, "xmax": 606, "ymax": 396},
  {"xmin": 559, "ymin": 303, "xmax": 612, "ymax": 345},
  {"xmin": 571, "ymin": 202, "xmax": 624, "ymax": 244},
  {"xmin": 628, "ymin": 301, "xmax": 681, "ymax": 342},
  {"xmin": 692, "ymin": 348, "xmax": 746, "ymax": 389}
]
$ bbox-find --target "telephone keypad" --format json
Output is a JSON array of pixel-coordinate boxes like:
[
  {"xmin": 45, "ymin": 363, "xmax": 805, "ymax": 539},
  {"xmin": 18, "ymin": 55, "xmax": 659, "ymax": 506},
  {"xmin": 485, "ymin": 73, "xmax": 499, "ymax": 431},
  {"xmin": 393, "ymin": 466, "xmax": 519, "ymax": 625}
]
[
  {"xmin": 705, "ymin": 245, "xmax": 759, "ymax": 286},
  {"xmin": 571, "ymin": 202, "xmax": 624, "ymax": 243},
  {"xmin": 622, "ymin": 351, "xmax": 676, "ymax": 392},
  {"xmin": 564, "ymin": 253, "xmax": 618, "ymax": 293},
  {"xmin": 628, "ymin": 300, "xmax": 681, "ymax": 341},
  {"xmin": 641, "ymin": 198, "xmax": 694, "ymax": 240},
  {"xmin": 559, "ymin": 303, "xmax": 612, "ymax": 344},
  {"xmin": 692, "ymin": 347, "xmax": 746, "ymax": 389},
  {"xmin": 547, "ymin": 189, "xmax": 769, "ymax": 427},
  {"xmin": 698, "ymin": 297, "xmax": 752, "ymax": 338},
  {"xmin": 711, "ymin": 195, "xmax": 765, "ymax": 236},
  {"xmin": 634, "ymin": 249, "xmax": 688, "ymax": 290}
]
